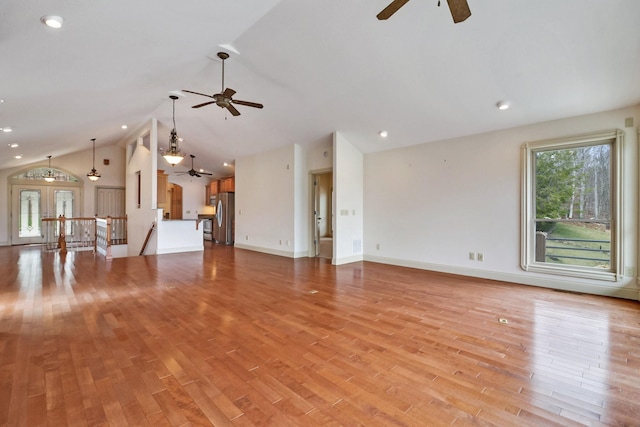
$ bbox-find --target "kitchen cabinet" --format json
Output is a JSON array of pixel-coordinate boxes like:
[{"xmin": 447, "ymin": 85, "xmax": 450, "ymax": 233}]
[
  {"xmin": 207, "ymin": 177, "xmax": 233, "ymax": 206},
  {"xmin": 209, "ymin": 180, "xmax": 219, "ymax": 196},
  {"xmin": 219, "ymin": 176, "xmax": 235, "ymax": 192},
  {"xmin": 157, "ymin": 170, "xmax": 168, "ymax": 204}
]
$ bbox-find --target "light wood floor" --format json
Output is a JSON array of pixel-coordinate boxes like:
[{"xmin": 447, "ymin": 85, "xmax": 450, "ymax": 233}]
[{"xmin": 0, "ymin": 244, "xmax": 638, "ymax": 426}]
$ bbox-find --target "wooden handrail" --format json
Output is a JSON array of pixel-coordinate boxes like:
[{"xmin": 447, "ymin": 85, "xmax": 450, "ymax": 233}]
[{"xmin": 139, "ymin": 222, "xmax": 156, "ymax": 256}]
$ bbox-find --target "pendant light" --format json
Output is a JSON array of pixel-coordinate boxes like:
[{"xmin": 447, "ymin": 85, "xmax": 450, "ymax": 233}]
[
  {"xmin": 162, "ymin": 95, "xmax": 184, "ymax": 166},
  {"xmin": 44, "ymin": 155, "xmax": 56, "ymax": 182},
  {"xmin": 87, "ymin": 138, "xmax": 101, "ymax": 181}
]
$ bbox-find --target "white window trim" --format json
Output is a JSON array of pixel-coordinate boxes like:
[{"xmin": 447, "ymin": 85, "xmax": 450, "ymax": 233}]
[{"xmin": 521, "ymin": 129, "xmax": 624, "ymax": 282}]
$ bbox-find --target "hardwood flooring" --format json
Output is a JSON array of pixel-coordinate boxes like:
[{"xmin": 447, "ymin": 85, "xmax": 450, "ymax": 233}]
[{"xmin": 0, "ymin": 244, "xmax": 638, "ymax": 426}]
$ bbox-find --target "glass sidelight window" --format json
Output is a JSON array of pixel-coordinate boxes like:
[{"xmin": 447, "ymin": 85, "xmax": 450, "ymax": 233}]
[
  {"xmin": 19, "ymin": 190, "xmax": 42, "ymax": 237},
  {"xmin": 55, "ymin": 190, "xmax": 75, "ymax": 235}
]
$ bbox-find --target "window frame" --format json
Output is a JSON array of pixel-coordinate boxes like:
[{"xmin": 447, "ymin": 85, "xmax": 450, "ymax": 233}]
[{"xmin": 521, "ymin": 130, "xmax": 624, "ymax": 281}]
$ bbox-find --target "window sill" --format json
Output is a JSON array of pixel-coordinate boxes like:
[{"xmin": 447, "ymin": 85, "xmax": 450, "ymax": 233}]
[{"xmin": 522, "ymin": 263, "xmax": 620, "ymax": 282}]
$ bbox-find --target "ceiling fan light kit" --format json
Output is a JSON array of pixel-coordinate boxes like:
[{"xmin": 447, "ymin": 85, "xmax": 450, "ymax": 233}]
[
  {"xmin": 163, "ymin": 95, "xmax": 185, "ymax": 166},
  {"xmin": 183, "ymin": 52, "xmax": 263, "ymax": 117},
  {"xmin": 176, "ymin": 154, "xmax": 212, "ymax": 178}
]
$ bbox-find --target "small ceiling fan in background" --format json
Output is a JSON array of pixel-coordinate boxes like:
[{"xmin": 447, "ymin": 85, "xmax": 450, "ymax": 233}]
[
  {"xmin": 377, "ymin": 0, "xmax": 471, "ymax": 23},
  {"xmin": 176, "ymin": 154, "xmax": 213, "ymax": 178},
  {"xmin": 183, "ymin": 52, "xmax": 264, "ymax": 117}
]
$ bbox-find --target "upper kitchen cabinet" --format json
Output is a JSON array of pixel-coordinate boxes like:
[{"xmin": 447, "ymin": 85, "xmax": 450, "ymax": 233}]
[
  {"xmin": 219, "ymin": 176, "xmax": 235, "ymax": 193},
  {"xmin": 209, "ymin": 180, "xmax": 219, "ymax": 197}
]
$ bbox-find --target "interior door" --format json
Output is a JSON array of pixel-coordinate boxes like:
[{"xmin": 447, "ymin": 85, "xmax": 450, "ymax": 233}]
[
  {"xmin": 11, "ymin": 184, "xmax": 80, "ymax": 245},
  {"xmin": 96, "ymin": 187, "xmax": 125, "ymax": 217},
  {"xmin": 170, "ymin": 184, "xmax": 183, "ymax": 219}
]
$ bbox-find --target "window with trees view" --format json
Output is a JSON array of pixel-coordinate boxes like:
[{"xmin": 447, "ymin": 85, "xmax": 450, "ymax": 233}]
[{"xmin": 521, "ymin": 130, "xmax": 623, "ymax": 281}]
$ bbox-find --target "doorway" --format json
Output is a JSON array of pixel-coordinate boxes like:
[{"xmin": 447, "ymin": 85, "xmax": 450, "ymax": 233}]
[
  {"xmin": 9, "ymin": 166, "xmax": 82, "ymax": 245},
  {"xmin": 312, "ymin": 172, "xmax": 333, "ymax": 259},
  {"xmin": 11, "ymin": 184, "xmax": 80, "ymax": 245}
]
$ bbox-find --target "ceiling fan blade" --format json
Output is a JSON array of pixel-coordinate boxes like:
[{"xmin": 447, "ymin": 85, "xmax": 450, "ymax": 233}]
[
  {"xmin": 226, "ymin": 104, "xmax": 241, "ymax": 116},
  {"xmin": 200, "ymin": 172, "xmax": 213, "ymax": 175},
  {"xmin": 447, "ymin": 0, "xmax": 471, "ymax": 23},
  {"xmin": 222, "ymin": 87, "xmax": 236, "ymax": 98},
  {"xmin": 232, "ymin": 99, "xmax": 264, "ymax": 109},
  {"xmin": 377, "ymin": 0, "xmax": 410, "ymax": 20},
  {"xmin": 192, "ymin": 101, "xmax": 216, "ymax": 109},
  {"xmin": 183, "ymin": 90, "xmax": 214, "ymax": 98}
]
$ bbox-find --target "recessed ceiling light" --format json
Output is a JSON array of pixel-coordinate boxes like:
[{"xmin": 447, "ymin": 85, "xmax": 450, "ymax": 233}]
[
  {"xmin": 1, "ymin": 127, "xmax": 12, "ymax": 133},
  {"xmin": 121, "ymin": 124, "xmax": 128, "ymax": 129},
  {"xmin": 379, "ymin": 130, "xmax": 388, "ymax": 138},
  {"xmin": 178, "ymin": 137, "xmax": 184, "ymax": 142},
  {"xmin": 0, "ymin": 99, "xmax": 4, "ymax": 104},
  {"xmin": 8, "ymin": 143, "xmax": 19, "ymax": 148},
  {"xmin": 496, "ymin": 101, "xmax": 510, "ymax": 110},
  {"xmin": 14, "ymin": 154, "xmax": 23, "ymax": 159},
  {"xmin": 41, "ymin": 15, "xmax": 64, "ymax": 29}
]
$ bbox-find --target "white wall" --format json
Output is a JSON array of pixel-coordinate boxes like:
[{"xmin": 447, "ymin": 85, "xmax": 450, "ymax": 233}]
[
  {"xmin": 334, "ymin": 132, "xmax": 364, "ymax": 265},
  {"xmin": 0, "ymin": 144, "xmax": 125, "ymax": 245},
  {"xmin": 125, "ymin": 119, "xmax": 158, "ymax": 256},
  {"xmin": 235, "ymin": 145, "xmax": 297, "ymax": 256},
  {"xmin": 364, "ymin": 106, "xmax": 639, "ymax": 299},
  {"xmin": 293, "ymin": 144, "xmax": 308, "ymax": 256}
]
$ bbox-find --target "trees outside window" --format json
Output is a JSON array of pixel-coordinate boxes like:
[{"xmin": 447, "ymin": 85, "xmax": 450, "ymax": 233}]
[{"xmin": 521, "ymin": 130, "xmax": 623, "ymax": 281}]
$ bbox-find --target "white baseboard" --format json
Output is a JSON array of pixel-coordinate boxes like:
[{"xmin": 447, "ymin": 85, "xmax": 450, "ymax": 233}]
[
  {"xmin": 333, "ymin": 254, "xmax": 364, "ymax": 265},
  {"xmin": 235, "ymin": 243, "xmax": 308, "ymax": 258},
  {"xmin": 156, "ymin": 245, "xmax": 203, "ymax": 255},
  {"xmin": 364, "ymin": 255, "xmax": 639, "ymax": 300}
]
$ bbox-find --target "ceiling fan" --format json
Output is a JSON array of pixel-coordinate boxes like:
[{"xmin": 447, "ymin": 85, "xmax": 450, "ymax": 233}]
[
  {"xmin": 377, "ymin": 0, "xmax": 471, "ymax": 23},
  {"xmin": 183, "ymin": 52, "xmax": 263, "ymax": 117},
  {"xmin": 176, "ymin": 154, "xmax": 213, "ymax": 178}
]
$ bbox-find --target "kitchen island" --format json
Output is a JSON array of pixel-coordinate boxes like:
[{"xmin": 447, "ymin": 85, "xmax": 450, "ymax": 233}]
[{"xmin": 155, "ymin": 209, "xmax": 204, "ymax": 254}]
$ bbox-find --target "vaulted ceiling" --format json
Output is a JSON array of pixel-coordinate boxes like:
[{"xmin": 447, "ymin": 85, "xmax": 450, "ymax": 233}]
[{"xmin": 2, "ymin": 0, "xmax": 639, "ymax": 178}]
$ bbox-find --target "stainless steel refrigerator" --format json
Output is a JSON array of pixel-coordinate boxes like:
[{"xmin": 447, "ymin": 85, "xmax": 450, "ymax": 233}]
[{"xmin": 214, "ymin": 192, "xmax": 234, "ymax": 245}]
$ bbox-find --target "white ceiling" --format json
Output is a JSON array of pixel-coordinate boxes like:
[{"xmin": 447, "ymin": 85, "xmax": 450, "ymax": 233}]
[{"xmin": 2, "ymin": 0, "xmax": 640, "ymax": 178}]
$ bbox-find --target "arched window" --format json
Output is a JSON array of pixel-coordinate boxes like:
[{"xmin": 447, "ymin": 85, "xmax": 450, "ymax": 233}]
[{"xmin": 11, "ymin": 167, "xmax": 80, "ymax": 182}]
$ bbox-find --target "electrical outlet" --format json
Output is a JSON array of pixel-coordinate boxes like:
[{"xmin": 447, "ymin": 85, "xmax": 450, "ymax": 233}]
[
  {"xmin": 469, "ymin": 252, "xmax": 475, "ymax": 261},
  {"xmin": 477, "ymin": 253, "xmax": 484, "ymax": 262}
]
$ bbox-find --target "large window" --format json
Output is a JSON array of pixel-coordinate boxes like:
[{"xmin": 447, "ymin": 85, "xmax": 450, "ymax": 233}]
[{"xmin": 521, "ymin": 130, "xmax": 623, "ymax": 281}]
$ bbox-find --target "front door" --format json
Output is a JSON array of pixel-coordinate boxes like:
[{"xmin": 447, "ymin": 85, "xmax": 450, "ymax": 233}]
[{"xmin": 11, "ymin": 185, "xmax": 80, "ymax": 245}]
